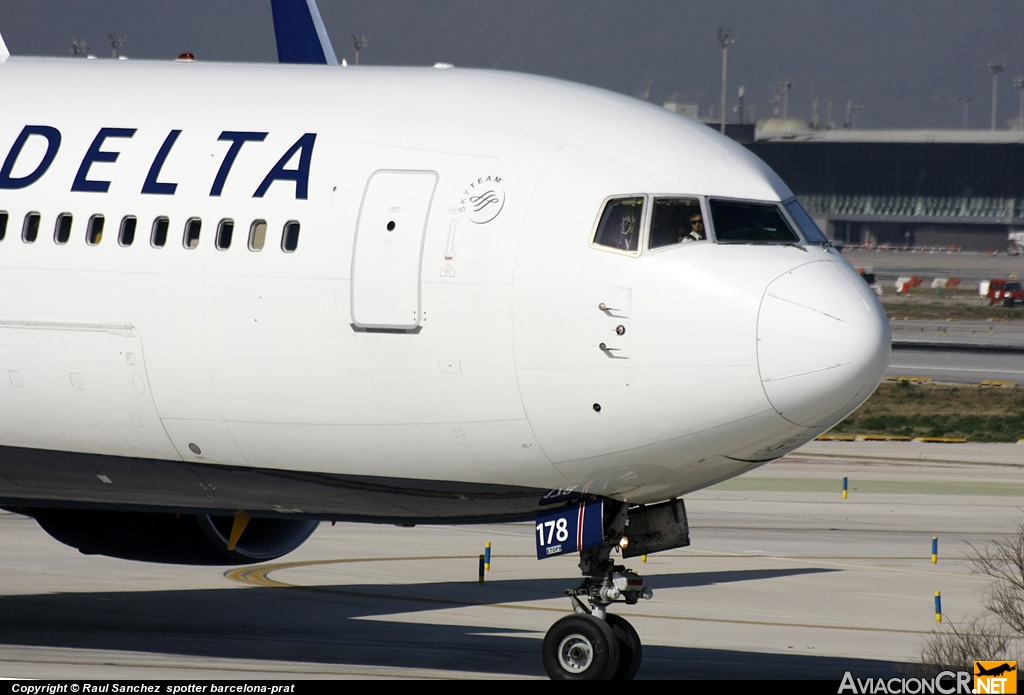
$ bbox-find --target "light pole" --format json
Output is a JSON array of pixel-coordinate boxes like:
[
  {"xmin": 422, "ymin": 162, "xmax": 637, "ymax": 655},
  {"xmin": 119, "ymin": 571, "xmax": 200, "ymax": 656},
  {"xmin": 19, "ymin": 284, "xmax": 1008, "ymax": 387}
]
[
  {"xmin": 958, "ymin": 95, "xmax": 973, "ymax": 129},
  {"xmin": 351, "ymin": 34, "xmax": 369, "ymax": 66},
  {"xmin": 780, "ymin": 81, "xmax": 793, "ymax": 118},
  {"xmin": 850, "ymin": 102, "xmax": 864, "ymax": 129},
  {"xmin": 845, "ymin": 99, "xmax": 863, "ymax": 129},
  {"xmin": 737, "ymin": 85, "xmax": 745, "ymax": 125},
  {"xmin": 989, "ymin": 62, "xmax": 1005, "ymax": 131},
  {"xmin": 717, "ymin": 28, "xmax": 733, "ymax": 134},
  {"xmin": 108, "ymin": 34, "xmax": 124, "ymax": 59},
  {"xmin": 1015, "ymin": 77, "xmax": 1024, "ymax": 130}
]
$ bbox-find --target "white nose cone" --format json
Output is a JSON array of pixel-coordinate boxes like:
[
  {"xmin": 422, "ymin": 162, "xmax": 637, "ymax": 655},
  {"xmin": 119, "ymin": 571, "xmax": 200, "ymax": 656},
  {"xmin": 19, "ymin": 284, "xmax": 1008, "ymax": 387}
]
[{"xmin": 757, "ymin": 260, "xmax": 890, "ymax": 428}]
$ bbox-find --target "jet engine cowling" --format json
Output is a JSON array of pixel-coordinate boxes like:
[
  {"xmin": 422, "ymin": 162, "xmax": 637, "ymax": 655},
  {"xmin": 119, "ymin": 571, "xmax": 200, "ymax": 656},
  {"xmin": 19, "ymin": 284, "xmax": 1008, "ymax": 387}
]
[{"xmin": 21, "ymin": 508, "xmax": 318, "ymax": 565}]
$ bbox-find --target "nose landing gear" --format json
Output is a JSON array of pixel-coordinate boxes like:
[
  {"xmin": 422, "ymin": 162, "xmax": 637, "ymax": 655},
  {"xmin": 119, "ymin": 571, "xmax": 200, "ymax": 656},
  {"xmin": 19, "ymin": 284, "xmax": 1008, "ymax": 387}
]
[
  {"xmin": 540, "ymin": 532, "xmax": 651, "ymax": 679},
  {"xmin": 538, "ymin": 497, "xmax": 690, "ymax": 680},
  {"xmin": 542, "ymin": 541, "xmax": 652, "ymax": 679}
]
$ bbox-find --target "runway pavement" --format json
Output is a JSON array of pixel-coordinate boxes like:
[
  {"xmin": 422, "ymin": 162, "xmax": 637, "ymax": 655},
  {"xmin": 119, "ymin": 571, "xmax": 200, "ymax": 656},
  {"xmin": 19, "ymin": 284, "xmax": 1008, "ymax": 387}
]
[
  {"xmin": 888, "ymin": 346, "xmax": 1024, "ymax": 383},
  {"xmin": 3, "ymin": 444, "xmax": 1022, "ymax": 679},
  {"xmin": 890, "ymin": 320, "xmax": 1024, "ymax": 350},
  {"xmin": 842, "ymin": 250, "xmax": 1024, "ymax": 284}
]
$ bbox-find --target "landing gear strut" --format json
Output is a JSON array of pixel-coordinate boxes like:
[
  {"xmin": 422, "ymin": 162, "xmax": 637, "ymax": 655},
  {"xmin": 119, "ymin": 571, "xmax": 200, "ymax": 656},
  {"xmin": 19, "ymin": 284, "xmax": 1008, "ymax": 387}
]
[{"xmin": 541, "ymin": 501, "xmax": 661, "ymax": 680}]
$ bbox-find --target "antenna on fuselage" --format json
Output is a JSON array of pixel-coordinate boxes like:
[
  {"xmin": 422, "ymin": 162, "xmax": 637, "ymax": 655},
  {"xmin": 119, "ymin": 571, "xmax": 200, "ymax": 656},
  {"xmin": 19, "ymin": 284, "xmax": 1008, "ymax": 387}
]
[{"xmin": 0, "ymin": 28, "xmax": 9, "ymax": 63}]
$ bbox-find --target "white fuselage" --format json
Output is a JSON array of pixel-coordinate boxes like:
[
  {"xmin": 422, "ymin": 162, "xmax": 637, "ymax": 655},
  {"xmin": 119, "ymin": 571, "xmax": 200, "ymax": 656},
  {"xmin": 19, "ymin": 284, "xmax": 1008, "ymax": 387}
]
[{"xmin": 0, "ymin": 58, "xmax": 889, "ymax": 513}]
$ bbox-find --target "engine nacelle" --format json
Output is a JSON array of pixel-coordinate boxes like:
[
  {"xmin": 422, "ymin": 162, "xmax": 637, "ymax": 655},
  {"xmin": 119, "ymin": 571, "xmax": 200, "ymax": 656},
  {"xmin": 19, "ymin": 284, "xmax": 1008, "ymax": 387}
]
[{"xmin": 21, "ymin": 508, "xmax": 318, "ymax": 565}]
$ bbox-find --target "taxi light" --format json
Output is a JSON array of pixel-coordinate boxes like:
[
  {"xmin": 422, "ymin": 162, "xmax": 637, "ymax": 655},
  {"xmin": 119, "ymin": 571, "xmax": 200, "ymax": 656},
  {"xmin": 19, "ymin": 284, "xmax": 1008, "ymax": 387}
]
[{"xmin": 619, "ymin": 536, "xmax": 629, "ymax": 549}]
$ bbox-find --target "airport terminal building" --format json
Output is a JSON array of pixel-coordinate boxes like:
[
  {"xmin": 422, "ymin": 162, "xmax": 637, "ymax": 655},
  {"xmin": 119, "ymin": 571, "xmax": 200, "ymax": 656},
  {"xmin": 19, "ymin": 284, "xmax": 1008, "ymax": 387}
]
[{"xmin": 745, "ymin": 124, "xmax": 1024, "ymax": 252}]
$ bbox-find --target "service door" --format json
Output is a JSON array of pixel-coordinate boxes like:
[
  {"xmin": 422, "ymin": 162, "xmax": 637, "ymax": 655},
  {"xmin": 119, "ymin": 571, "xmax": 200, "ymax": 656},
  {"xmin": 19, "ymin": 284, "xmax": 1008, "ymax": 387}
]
[{"xmin": 351, "ymin": 170, "xmax": 439, "ymax": 329}]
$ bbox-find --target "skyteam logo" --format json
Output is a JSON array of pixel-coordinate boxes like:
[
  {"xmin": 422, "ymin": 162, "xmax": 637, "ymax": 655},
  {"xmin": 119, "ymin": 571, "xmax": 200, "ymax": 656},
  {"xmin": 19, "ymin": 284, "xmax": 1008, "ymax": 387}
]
[{"xmin": 459, "ymin": 175, "xmax": 505, "ymax": 224}]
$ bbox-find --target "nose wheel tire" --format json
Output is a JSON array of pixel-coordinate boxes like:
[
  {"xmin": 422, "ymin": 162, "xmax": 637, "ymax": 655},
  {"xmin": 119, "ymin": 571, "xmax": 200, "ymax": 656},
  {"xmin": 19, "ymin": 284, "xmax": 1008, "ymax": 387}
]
[
  {"xmin": 606, "ymin": 613, "xmax": 642, "ymax": 680},
  {"xmin": 542, "ymin": 614, "xmax": 620, "ymax": 680}
]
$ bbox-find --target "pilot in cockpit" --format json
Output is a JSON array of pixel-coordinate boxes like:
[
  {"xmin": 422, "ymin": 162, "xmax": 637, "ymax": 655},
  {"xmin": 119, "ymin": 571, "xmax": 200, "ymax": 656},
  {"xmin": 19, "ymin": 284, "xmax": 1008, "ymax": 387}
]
[
  {"xmin": 649, "ymin": 198, "xmax": 705, "ymax": 249},
  {"xmin": 680, "ymin": 211, "xmax": 705, "ymax": 243}
]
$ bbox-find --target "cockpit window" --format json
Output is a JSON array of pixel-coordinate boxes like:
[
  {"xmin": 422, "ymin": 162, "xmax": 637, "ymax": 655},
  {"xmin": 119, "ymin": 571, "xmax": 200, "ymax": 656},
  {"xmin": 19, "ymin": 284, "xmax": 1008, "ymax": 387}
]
[
  {"xmin": 592, "ymin": 197, "xmax": 643, "ymax": 254},
  {"xmin": 709, "ymin": 200, "xmax": 799, "ymax": 244},
  {"xmin": 784, "ymin": 199, "xmax": 829, "ymax": 244},
  {"xmin": 650, "ymin": 198, "xmax": 706, "ymax": 249}
]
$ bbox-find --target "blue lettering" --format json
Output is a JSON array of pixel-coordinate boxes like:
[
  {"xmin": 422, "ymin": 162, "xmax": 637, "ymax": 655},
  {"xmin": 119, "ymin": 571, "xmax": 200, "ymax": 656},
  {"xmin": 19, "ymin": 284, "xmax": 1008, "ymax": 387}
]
[
  {"xmin": 141, "ymin": 129, "xmax": 181, "ymax": 195},
  {"xmin": 0, "ymin": 125, "xmax": 62, "ymax": 189},
  {"xmin": 253, "ymin": 133, "xmax": 316, "ymax": 200},
  {"xmin": 211, "ymin": 131, "xmax": 267, "ymax": 197},
  {"xmin": 72, "ymin": 127, "xmax": 136, "ymax": 193}
]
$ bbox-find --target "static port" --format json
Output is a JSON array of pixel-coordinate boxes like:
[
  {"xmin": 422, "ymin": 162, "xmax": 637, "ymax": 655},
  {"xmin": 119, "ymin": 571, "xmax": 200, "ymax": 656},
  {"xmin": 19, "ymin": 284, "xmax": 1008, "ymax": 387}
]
[{"xmin": 593, "ymin": 403, "xmax": 601, "ymax": 412}]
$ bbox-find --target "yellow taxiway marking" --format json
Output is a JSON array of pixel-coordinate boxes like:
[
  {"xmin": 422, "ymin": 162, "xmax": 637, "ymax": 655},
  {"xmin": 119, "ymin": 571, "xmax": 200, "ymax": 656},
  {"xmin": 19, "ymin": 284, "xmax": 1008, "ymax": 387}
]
[
  {"xmin": 225, "ymin": 554, "xmax": 953, "ymax": 636},
  {"xmin": 225, "ymin": 555, "xmax": 474, "ymax": 586}
]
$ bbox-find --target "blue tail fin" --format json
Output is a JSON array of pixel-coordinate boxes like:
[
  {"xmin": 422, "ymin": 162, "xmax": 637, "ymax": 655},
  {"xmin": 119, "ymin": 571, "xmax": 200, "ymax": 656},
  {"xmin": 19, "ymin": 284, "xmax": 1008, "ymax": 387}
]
[{"xmin": 270, "ymin": 0, "xmax": 338, "ymax": 65}]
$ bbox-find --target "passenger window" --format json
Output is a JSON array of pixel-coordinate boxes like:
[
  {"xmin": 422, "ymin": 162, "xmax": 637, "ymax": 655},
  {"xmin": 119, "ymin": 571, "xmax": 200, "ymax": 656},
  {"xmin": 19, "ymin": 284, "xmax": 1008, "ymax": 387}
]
[
  {"xmin": 784, "ymin": 199, "xmax": 829, "ymax": 245},
  {"xmin": 151, "ymin": 217, "xmax": 169, "ymax": 248},
  {"xmin": 248, "ymin": 220, "xmax": 267, "ymax": 251},
  {"xmin": 0, "ymin": 211, "xmax": 7, "ymax": 241},
  {"xmin": 54, "ymin": 213, "xmax": 73, "ymax": 245},
  {"xmin": 281, "ymin": 221, "xmax": 300, "ymax": 253},
  {"xmin": 119, "ymin": 216, "xmax": 137, "ymax": 246},
  {"xmin": 183, "ymin": 218, "xmax": 201, "ymax": 249},
  {"xmin": 22, "ymin": 212, "xmax": 40, "ymax": 243},
  {"xmin": 215, "ymin": 219, "xmax": 233, "ymax": 250},
  {"xmin": 86, "ymin": 215, "xmax": 105, "ymax": 245},
  {"xmin": 709, "ymin": 200, "xmax": 799, "ymax": 244},
  {"xmin": 592, "ymin": 197, "xmax": 643, "ymax": 254},
  {"xmin": 650, "ymin": 198, "xmax": 705, "ymax": 249}
]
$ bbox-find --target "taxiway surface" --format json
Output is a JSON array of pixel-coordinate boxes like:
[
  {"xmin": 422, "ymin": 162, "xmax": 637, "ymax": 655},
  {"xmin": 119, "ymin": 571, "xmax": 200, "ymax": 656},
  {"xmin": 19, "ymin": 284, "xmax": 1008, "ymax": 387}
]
[{"xmin": 2, "ymin": 443, "xmax": 1021, "ymax": 679}]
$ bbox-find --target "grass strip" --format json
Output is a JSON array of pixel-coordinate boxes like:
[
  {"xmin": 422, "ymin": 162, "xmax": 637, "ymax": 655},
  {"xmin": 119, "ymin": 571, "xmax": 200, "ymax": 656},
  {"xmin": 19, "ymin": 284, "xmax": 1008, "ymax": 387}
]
[{"xmin": 830, "ymin": 381, "xmax": 1024, "ymax": 442}]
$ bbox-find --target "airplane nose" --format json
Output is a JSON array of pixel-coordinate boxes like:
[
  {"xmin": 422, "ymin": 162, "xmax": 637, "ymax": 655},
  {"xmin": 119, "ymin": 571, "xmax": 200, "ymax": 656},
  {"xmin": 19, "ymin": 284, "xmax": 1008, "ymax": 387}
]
[{"xmin": 756, "ymin": 260, "xmax": 891, "ymax": 428}]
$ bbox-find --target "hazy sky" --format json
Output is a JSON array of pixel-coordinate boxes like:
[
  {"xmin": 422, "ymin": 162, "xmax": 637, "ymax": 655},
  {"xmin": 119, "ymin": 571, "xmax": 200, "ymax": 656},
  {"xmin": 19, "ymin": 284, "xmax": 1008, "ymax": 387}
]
[{"xmin": 2, "ymin": 1, "xmax": 1024, "ymax": 129}]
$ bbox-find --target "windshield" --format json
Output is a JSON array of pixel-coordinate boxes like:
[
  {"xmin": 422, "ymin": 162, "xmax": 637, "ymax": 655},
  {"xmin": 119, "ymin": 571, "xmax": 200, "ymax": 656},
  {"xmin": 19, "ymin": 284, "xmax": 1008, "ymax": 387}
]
[
  {"xmin": 592, "ymin": 197, "xmax": 643, "ymax": 253},
  {"xmin": 709, "ymin": 199, "xmax": 799, "ymax": 244},
  {"xmin": 784, "ymin": 199, "xmax": 829, "ymax": 244},
  {"xmin": 650, "ymin": 198, "xmax": 705, "ymax": 248}
]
